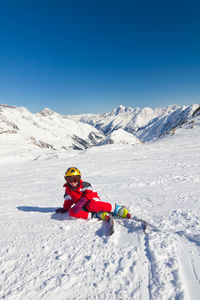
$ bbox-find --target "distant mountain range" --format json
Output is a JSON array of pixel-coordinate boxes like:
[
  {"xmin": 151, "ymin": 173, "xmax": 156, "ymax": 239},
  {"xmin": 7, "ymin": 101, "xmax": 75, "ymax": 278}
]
[
  {"xmin": 0, "ymin": 104, "xmax": 104, "ymax": 151},
  {"xmin": 0, "ymin": 103, "xmax": 200, "ymax": 151},
  {"xmin": 68, "ymin": 103, "xmax": 200, "ymax": 141}
]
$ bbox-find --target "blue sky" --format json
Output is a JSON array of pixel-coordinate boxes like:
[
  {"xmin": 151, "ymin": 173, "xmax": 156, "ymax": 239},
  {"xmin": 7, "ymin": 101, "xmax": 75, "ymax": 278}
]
[{"xmin": 0, "ymin": 0, "xmax": 200, "ymax": 114}]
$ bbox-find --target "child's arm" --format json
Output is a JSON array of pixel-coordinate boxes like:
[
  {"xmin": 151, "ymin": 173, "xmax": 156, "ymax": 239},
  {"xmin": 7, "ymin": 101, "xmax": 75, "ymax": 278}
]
[
  {"xmin": 70, "ymin": 197, "xmax": 88, "ymax": 214},
  {"xmin": 56, "ymin": 194, "xmax": 74, "ymax": 213},
  {"xmin": 63, "ymin": 199, "xmax": 74, "ymax": 211}
]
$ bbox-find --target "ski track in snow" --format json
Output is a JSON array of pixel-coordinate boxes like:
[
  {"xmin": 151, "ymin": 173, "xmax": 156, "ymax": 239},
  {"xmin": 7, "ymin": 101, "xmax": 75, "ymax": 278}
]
[{"xmin": 0, "ymin": 128, "xmax": 200, "ymax": 300}]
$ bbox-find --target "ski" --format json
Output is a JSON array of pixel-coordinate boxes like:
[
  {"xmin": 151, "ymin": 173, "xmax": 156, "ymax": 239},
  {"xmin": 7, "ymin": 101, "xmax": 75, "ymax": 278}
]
[
  {"xmin": 107, "ymin": 215, "xmax": 114, "ymax": 235},
  {"xmin": 131, "ymin": 216, "xmax": 160, "ymax": 233},
  {"xmin": 131, "ymin": 216, "xmax": 148, "ymax": 234},
  {"xmin": 111, "ymin": 212, "xmax": 159, "ymax": 234}
]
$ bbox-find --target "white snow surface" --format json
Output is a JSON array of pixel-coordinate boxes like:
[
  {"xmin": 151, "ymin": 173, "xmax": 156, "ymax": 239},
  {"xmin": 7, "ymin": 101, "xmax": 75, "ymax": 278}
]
[
  {"xmin": 98, "ymin": 128, "xmax": 141, "ymax": 145},
  {"xmin": 0, "ymin": 104, "xmax": 105, "ymax": 152},
  {"xmin": 1, "ymin": 103, "xmax": 200, "ymax": 153},
  {"xmin": 69, "ymin": 104, "xmax": 200, "ymax": 142},
  {"xmin": 68, "ymin": 104, "xmax": 180, "ymax": 134},
  {"xmin": 1, "ymin": 112, "xmax": 200, "ymax": 300}
]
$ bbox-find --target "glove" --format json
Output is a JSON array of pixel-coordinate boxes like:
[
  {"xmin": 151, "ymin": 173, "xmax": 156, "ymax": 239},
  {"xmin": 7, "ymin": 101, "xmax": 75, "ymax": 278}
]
[
  {"xmin": 56, "ymin": 208, "xmax": 67, "ymax": 213},
  {"xmin": 70, "ymin": 197, "xmax": 88, "ymax": 214}
]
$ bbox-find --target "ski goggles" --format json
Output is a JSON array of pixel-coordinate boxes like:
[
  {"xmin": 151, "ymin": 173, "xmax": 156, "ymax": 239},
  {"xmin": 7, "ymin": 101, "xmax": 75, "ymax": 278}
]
[{"xmin": 66, "ymin": 176, "xmax": 80, "ymax": 184}]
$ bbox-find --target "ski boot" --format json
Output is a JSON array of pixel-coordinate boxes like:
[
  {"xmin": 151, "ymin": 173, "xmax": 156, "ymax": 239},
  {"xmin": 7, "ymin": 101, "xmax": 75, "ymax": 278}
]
[
  {"xmin": 113, "ymin": 204, "xmax": 131, "ymax": 219},
  {"xmin": 92, "ymin": 211, "xmax": 111, "ymax": 221},
  {"xmin": 98, "ymin": 212, "xmax": 111, "ymax": 221}
]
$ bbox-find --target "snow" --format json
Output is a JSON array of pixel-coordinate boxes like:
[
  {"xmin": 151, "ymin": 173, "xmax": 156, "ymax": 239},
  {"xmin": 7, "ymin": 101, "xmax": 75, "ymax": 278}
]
[
  {"xmin": 68, "ymin": 104, "xmax": 181, "ymax": 136},
  {"xmin": 98, "ymin": 128, "xmax": 141, "ymax": 145},
  {"xmin": 68, "ymin": 104, "xmax": 200, "ymax": 143},
  {"xmin": 0, "ymin": 118, "xmax": 200, "ymax": 300},
  {"xmin": 0, "ymin": 105, "xmax": 105, "ymax": 152},
  {"xmin": 1, "ymin": 103, "xmax": 200, "ymax": 154}
]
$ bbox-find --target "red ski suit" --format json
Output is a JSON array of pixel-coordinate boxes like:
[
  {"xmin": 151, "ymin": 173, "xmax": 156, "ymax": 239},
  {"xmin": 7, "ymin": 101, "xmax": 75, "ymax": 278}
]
[{"xmin": 63, "ymin": 180, "xmax": 112, "ymax": 219}]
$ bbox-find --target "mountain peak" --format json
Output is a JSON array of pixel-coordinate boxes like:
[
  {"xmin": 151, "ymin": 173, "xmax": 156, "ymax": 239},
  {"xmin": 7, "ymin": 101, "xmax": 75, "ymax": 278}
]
[
  {"xmin": 39, "ymin": 108, "xmax": 56, "ymax": 116},
  {"xmin": 110, "ymin": 105, "xmax": 135, "ymax": 116}
]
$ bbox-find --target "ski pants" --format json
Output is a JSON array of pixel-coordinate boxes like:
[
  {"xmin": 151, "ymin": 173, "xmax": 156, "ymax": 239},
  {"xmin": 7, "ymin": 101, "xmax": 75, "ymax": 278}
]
[{"xmin": 69, "ymin": 199, "xmax": 112, "ymax": 220}]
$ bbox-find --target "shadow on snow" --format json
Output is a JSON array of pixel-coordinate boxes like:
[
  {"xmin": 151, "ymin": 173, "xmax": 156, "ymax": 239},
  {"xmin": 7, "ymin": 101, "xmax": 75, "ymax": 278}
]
[
  {"xmin": 17, "ymin": 206, "xmax": 75, "ymax": 221},
  {"xmin": 16, "ymin": 206, "xmax": 143, "ymax": 238},
  {"xmin": 17, "ymin": 206, "xmax": 57, "ymax": 213}
]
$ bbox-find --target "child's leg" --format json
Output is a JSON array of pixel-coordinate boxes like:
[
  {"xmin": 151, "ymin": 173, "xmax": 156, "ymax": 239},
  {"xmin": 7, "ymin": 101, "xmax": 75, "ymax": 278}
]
[
  {"xmin": 85, "ymin": 199, "xmax": 113, "ymax": 213},
  {"xmin": 69, "ymin": 208, "xmax": 89, "ymax": 220}
]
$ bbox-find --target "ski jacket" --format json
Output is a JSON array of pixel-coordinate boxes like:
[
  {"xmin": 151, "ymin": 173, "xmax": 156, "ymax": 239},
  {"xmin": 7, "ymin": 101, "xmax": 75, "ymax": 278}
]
[{"xmin": 63, "ymin": 180, "xmax": 100, "ymax": 212}]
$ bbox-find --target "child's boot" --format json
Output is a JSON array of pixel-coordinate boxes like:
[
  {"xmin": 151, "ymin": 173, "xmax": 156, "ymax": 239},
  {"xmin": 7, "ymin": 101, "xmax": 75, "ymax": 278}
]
[
  {"xmin": 98, "ymin": 212, "xmax": 111, "ymax": 221},
  {"xmin": 92, "ymin": 212, "xmax": 111, "ymax": 221},
  {"xmin": 113, "ymin": 204, "xmax": 130, "ymax": 218}
]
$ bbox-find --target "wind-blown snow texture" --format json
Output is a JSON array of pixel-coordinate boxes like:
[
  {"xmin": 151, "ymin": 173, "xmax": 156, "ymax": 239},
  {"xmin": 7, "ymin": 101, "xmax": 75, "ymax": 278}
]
[{"xmin": 0, "ymin": 108, "xmax": 200, "ymax": 299}]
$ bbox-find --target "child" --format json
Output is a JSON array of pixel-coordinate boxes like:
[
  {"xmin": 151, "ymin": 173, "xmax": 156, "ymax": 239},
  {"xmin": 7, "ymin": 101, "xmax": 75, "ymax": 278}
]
[{"xmin": 56, "ymin": 167, "xmax": 130, "ymax": 220}]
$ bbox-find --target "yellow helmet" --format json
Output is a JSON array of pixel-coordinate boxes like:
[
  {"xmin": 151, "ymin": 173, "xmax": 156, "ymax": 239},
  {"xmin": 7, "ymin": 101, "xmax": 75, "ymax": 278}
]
[{"xmin": 64, "ymin": 167, "xmax": 81, "ymax": 178}]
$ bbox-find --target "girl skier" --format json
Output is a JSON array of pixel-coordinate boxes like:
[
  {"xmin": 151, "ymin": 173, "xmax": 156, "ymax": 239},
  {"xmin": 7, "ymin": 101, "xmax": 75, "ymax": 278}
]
[{"xmin": 56, "ymin": 167, "xmax": 129, "ymax": 220}]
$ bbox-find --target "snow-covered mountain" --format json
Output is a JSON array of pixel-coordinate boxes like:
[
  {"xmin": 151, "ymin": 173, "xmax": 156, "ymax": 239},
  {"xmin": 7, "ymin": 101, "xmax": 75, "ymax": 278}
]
[
  {"xmin": 69, "ymin": 104, "xmax": 200, "ymax": 142},
  {"xmin": 0, "ymin": 104, "xmax": 105, "ymax": 151},
  {"xmin": 98, "ymin": 128, "xmax": 141, "ymax": 146},
  {"xmin": 68, "ymin": 104, "xmax": 178, "ymax": 134},
  {"xmin": 1, "ymin": 103, "xmax": 200, "ymax": 156}
]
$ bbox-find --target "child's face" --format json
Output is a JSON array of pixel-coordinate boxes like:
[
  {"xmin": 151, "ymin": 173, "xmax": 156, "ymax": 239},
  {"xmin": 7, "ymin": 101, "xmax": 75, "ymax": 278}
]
[
  {"xmin": 70, "ymin": 181, "xmax": 79, "ymax": 187},
  {"xmin": 67, "ymin": 176, "xmax": 80, "ymax": 187}
]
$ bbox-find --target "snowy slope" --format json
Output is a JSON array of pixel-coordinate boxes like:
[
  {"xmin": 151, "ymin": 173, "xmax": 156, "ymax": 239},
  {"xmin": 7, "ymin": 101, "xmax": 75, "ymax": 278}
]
[{"xmin": 0, "ymin": 117, "xmax": 200, "ymax": 300}]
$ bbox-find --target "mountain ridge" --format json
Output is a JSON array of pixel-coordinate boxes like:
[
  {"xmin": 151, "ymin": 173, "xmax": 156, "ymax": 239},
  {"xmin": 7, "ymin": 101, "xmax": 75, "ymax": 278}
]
[
  {"xmin": 0, "ymin": 104, "xmax": 105, "ymax": 151},
  {"xmin": 68, "ymin": 103, "xmax": 200, "ymax": 141},
  {"xmin": 0, "ymin": 103, "xmax": 200, "ymax": 153}
]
